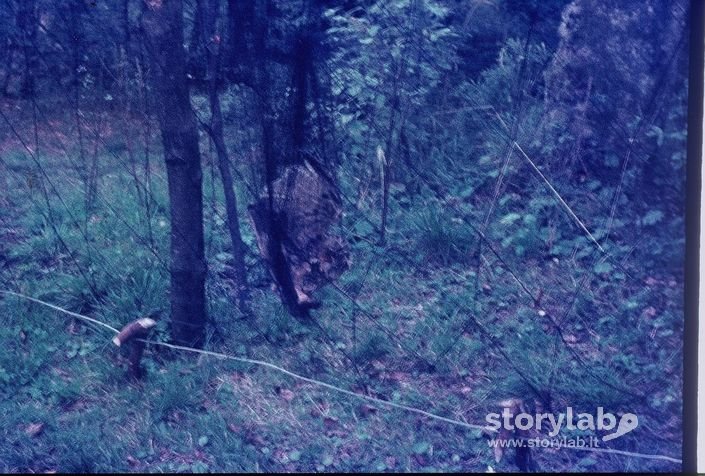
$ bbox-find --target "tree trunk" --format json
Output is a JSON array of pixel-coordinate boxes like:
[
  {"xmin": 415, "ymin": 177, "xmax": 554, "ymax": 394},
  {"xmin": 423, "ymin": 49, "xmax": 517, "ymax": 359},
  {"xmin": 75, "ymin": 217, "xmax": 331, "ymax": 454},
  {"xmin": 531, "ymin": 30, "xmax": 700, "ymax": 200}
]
[
  {"xmin": 226, "ymin": 0, "xmax": 255, "ymax": 75},
  {"xmin": 203, "ymin": 0, "xmax": 251, "ymax": 314},
  {"xmin": 142, "ymin": 0, "xmax": 207, "ymax": 347},
  {"xmin": 208, "ymin": 96, "xmax": 251, "ymax": 313},
  {"xmin": 16, "ymin": 0, "xmax": 38, "ymax": 98}
]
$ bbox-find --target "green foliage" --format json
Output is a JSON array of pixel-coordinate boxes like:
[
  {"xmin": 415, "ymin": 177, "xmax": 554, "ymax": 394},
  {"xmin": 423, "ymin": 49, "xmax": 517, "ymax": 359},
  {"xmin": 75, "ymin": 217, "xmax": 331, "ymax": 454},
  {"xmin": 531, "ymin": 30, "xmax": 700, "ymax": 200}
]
[
  {"xmin": 354, "ymin": 333, "xmax": 391, "ymax": 363},
  {"xmin": 497, "ymin": 210, "xmax": 543, "ymax": 257},
  {"xmin": 52, "ymin": 414, "xmax": 127, "ymax": 473},
  {"xmin": 0, "ymin": 0, "xmax": 687, "ymax": 472},
  {"xmin": 151, "ymin": 368, "xmax": 202, "ymax": 422},
  {"xmin": 413, "ymin": 209, "xmax": 475, "ymax": 265}
]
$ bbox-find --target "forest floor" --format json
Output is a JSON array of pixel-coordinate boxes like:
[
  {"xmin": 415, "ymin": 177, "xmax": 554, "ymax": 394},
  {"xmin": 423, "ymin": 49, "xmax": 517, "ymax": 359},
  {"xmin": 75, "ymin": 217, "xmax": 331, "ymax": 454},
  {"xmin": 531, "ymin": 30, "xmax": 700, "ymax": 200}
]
[{"xmin": 0, "ymin": 105, "xmax": 684, "ymax": 473}]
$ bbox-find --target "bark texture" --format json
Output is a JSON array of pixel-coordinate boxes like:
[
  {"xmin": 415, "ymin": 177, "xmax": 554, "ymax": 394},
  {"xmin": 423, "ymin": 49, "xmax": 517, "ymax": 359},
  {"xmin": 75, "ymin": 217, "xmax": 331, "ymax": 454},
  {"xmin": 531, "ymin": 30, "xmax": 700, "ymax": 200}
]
[{"xmin": 142, "ymin": 0, "xmax": 207, "ymax": 346}]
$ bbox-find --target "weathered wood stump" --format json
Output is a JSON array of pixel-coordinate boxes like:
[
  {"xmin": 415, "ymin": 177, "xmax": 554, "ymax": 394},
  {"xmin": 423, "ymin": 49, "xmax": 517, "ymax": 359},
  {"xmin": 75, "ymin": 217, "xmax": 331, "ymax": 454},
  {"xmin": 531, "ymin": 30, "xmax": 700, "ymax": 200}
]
[{"xmin": 112, "ymin": 318, "xmax": 156, "ymax": 379}]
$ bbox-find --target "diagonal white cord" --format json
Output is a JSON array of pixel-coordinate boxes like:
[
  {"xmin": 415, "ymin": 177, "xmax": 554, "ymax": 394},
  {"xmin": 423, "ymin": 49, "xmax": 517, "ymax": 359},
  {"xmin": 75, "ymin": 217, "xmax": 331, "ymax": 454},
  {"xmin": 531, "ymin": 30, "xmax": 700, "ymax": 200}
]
[
  {"xmin": 144, "ymin": 338, "xmax": 488, "ymax": 432},
  {"xmin": 482, "ymin": 104, "xmax": 605, "ymax": 254},
  {"xmin": 512, "ymin": 141, "xmax": 605, "ymax": 253},
  {"xmin": 0, "ymin": 290, "xmax": 682, "ymax": 465},
  {"xmin": 0, "ymin": 290, "xmax": 486, "ymax": 432},
  {"xmin": 1, "ymin": 290, "xmax": 120, "ymax": 333}
]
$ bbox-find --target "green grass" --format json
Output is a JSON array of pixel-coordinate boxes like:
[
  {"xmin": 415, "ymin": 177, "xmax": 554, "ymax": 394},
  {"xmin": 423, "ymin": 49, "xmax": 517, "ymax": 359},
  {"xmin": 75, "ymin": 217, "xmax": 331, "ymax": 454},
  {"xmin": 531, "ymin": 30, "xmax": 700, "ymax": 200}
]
[{"xmin": 0, "ymin": 147, "xmax": 683, "ymax": 473}]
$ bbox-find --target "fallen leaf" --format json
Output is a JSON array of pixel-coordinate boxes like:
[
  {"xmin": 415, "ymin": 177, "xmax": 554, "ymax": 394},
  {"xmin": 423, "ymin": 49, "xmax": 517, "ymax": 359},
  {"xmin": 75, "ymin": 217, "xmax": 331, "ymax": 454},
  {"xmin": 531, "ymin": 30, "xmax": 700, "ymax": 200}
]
[
  {"xmin": 642, "ymin": 306, "xmax": 657, "ymax": 318},
  {"xmin": 279, "ymin": 389, "xmax": 295, "ymax": 402},
  {"xmin": 25, "ymin": 423, "xmax": 44, "ymax": 437}
]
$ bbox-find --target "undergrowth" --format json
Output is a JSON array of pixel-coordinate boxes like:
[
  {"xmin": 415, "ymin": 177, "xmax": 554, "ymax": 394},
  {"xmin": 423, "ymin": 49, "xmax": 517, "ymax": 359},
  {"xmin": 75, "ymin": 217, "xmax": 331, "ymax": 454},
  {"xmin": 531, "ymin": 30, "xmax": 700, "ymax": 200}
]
[{"xmin": 0, "ymin": 148, "xmax": 683, "ymax": 473}]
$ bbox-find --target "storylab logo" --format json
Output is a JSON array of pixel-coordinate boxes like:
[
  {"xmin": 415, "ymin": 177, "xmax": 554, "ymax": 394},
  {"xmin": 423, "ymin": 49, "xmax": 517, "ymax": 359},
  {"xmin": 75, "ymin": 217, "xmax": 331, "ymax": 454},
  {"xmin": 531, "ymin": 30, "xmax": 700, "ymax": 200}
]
[{"xmin": 485, "ymin": 406, "xmax": 639, "ymax": 445}]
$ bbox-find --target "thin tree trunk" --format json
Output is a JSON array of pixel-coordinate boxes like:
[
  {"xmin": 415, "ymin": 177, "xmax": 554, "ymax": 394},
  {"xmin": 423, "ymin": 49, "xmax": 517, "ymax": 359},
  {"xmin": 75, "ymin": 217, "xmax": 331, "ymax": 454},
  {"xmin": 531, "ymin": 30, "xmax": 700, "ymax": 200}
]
[
  {"xmin": 136, "ymin": 57, "xmax": 155, "ymax": 247},
  {"xmin": 208, "ymin": 98, "xmax": 251, "ymax": 312},
  {"xmin": 379, "ymin": 144, "xmax": 390, "ymax": 245},
  {"xmin": 379, "ymin": 58, "xmax": 403, "ymax": 245},
  {"xmin": 17, "ymin": 0, "xmax": 37, "ymax": 99},
  {"xmin": 252, "ymin": 3, "xmax": 307, "ymax": 318},
  {"xmin": 199, "ymin": 0, "xmax": 251, "ymax": 313},
  {"xmin": 142, "ymin": 0, "xmax": 207, "ymax": 347}
]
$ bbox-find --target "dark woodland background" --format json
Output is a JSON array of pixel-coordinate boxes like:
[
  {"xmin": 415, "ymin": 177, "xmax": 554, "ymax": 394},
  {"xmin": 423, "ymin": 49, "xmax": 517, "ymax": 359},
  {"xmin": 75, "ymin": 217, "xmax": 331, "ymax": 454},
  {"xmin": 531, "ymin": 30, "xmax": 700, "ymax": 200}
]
[{"xmin": 0, "ymin": 0, "xmax": 690, "ymax": 472}]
